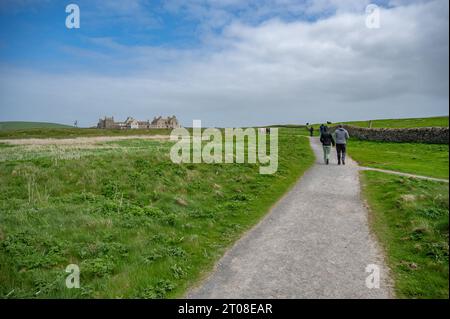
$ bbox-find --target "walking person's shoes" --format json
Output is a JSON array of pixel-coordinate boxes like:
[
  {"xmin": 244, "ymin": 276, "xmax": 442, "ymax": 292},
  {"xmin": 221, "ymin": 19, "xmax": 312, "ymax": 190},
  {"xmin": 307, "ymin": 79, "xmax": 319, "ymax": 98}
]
[{"xmin": 326, "ymin": 159, "xmax": 329, "ymax": 165}]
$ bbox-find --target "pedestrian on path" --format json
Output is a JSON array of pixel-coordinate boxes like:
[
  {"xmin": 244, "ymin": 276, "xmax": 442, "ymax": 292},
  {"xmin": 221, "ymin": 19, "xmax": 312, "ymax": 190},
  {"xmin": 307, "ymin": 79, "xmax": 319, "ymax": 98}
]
[
  {"xmin": 309, "ymin": 126, "xmax": 314, "ymax": 137},
  {"xmin": 319, "ymin": 126, "xmax": 335, "ymax": 165},
  {"xmin": 333, "ymin": 125, "xmax": 350, "ymax": 165},
  {"xmin": 319, "ymin": 124, "xmax": 329, "ymax": 135}
]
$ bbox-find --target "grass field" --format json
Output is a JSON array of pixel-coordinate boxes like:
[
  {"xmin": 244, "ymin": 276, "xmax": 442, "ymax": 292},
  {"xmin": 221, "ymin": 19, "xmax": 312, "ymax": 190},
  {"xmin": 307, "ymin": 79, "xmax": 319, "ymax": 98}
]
[
  {"xmin": 348, "ymin": 140, "xmax": 449, "ymax": 179},
  {"xmin": 304, "ymin": 116, "xmax": 449, "ymax": 133},
  {"xmin": 0, "ymin": 128, "xmax": 314, "ymax": 298},
  {"xmin": 361, "ymin": 171, "xmax": 449, "ymax": 298},
  {"xmin": 2, "ymin": 116, "xmax": 447, "ymax": 140},
  {"xmin": 0, "ymin": 122, "xmax": 73, "ymax": 131},
  {"xmin": 344, "ymin": 116, "xmax": 449, "ymax": 129},
  {"xmin": 0, "ymin": 127, "xmax": 173, "ymax": 140}
]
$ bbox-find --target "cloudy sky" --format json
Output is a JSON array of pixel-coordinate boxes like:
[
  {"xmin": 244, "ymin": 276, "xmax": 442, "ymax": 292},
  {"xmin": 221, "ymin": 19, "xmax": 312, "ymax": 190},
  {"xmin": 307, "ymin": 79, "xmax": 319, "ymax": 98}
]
[{"xmin": 0, "ymin": 0, "xmax": 448, "ymax": 127}]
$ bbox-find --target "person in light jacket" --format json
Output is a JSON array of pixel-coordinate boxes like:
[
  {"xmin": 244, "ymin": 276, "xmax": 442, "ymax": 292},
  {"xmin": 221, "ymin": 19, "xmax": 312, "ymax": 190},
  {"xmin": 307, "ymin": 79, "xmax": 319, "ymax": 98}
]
[{"xmin": 333, "ymin": 125, "xmax": 350, "ymax": 165}]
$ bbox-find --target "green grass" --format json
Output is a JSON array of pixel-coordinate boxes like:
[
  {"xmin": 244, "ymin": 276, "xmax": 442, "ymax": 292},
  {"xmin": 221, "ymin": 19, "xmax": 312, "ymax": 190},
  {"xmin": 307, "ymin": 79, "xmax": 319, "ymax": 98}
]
[
  {"xmin": 348, "ymin": 140, "xmax": 449, "ymax": 179},
  {"xmin": 0, "ymin": 122, "xmax": 73, "ymax": 131},
  {"xmin": 344, "ymin": 116, "xmax": 449, "ymax": 129},
  {"xmin": 0, "ymin": 128, "xmax": 314, "ymax": 298},
  {"xmin": 3, "ymin": 116, "xmax": 447, "ymax": 140},
  {"xmin": 361, "ymin": 171, "xmax": 449, "ymax": 298},
  {"xmin": 0, "ymin": 127, "xmax": 172, "ymax": 140},
  {"xmin": 302, "ymin": 116, "xmax": 449, "ymax": 133}
]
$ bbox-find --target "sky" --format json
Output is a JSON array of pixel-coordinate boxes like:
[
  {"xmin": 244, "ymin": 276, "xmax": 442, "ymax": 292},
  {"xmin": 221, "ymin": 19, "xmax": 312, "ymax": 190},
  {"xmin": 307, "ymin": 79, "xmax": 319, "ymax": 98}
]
[{"xmin": 0, "ymin": 0, "xmax": 448, "ymax": 127}]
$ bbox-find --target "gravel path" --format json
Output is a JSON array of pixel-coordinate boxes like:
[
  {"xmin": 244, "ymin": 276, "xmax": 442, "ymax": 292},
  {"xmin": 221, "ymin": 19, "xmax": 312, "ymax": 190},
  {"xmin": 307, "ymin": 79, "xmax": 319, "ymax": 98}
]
[{"xmin": 188, "ymin": 137, "xmax": 393, "ymax": 299}]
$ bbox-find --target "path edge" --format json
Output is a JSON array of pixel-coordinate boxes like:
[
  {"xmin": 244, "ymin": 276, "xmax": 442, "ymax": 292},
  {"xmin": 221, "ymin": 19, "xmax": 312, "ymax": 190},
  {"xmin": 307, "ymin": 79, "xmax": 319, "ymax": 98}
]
[{"xmin": 184, "ymin": 135, "xmax": 316, "ymax": 298}]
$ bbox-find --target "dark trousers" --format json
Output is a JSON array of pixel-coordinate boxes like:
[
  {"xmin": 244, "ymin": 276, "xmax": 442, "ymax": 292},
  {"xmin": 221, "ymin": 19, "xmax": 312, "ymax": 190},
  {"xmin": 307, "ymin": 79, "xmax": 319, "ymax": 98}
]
[{"xmin": 336, "ymin": 143, "xmax": 347, "ymax": 163}]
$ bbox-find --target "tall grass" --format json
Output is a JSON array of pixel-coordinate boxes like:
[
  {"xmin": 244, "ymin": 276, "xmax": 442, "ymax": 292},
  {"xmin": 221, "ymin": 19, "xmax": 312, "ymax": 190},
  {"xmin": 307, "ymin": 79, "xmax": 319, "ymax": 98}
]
[
  {"xmin": 0, "ymin": 128, "xmax": 314, "ymax": 298},
  {"xmin": 362, "ymin": 171, "xmax": 449, "ymax": 298}
]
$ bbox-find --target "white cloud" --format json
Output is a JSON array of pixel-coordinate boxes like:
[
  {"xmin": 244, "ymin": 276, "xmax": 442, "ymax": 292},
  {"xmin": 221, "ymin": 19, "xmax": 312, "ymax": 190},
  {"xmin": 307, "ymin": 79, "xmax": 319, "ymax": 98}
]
[{"xmin": 0, "ymin": 0, "xmax": 448, "ymax": 127}]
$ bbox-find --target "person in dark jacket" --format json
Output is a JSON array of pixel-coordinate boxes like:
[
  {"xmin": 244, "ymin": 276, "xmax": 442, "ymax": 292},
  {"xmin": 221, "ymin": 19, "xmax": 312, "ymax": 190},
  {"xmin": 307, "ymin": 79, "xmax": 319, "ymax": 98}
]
[
  {"xmin": 319, "ymin": 127, "xmax": 335, "ymax": 165},
  {"xmin": 319, "ymin": 124, "xmax": 325, "ymax": 135},
  {"xmin": 309, "ymin": 126, "xmax": 314, "ymax": 137}
]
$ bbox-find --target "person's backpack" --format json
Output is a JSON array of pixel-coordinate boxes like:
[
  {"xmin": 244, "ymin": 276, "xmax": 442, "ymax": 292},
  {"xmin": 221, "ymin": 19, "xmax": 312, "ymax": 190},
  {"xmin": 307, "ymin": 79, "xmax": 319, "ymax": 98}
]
[{"xmin": 320, "ymin": 132, "xmax": 335, "ymax": 146}]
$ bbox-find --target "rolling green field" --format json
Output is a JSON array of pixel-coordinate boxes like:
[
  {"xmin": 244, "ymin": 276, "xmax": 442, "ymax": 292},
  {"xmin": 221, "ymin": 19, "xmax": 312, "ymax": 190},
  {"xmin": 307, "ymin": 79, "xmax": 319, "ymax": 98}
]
[
  {"xmin": 305, "ymin": 115, "xmax": 449, "ymax": 133},
  {"xmin": 2, "ymin": 116, "xmax": 448, "ymax": 140},
  {"xmin": 361, "ymin": 171, "xmax": 449, "ymax": 298},
  {"xmin": 344, "ymin": 120, "xmax": 449, "ymax": 298},
  {"xmin": 0, "ymin": 127, "xmax": 172, "ymax": 140},
  {"xmin": 0, "ymin": 128, "xmax": 314, "ymax": 298},
  {"xmin": 0, "ymin": 122, "xmax": 73, "ymax": 131},
  {"xmin": 349, "ymin": 140, "xmax": 449, "ymax": 179},
  {"xmin": 344, "ymin": 116, "xmax": 449, "ymax": 129},
  {"xmin": 0, "ymin": 120, "xmax": 448, "ymax": 299}
]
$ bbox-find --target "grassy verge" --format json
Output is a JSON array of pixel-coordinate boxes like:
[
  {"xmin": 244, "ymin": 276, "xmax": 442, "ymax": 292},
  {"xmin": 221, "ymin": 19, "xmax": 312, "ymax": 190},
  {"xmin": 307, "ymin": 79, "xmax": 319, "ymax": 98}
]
[
  {"xmin": 361, "ymin": 171, "xmax": 449, "ymax": 298},
  {"xmin": 0, "ymin": 128, "xmax": 314, "ymax": 298},
  {"xmin": 348, "ymin": 140, "xmax": 449, "ymax": 179}
]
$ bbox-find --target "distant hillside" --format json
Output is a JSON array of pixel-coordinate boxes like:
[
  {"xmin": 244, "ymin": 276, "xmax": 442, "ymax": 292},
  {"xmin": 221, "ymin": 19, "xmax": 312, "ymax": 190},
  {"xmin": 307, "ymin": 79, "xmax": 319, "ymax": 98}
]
[
  {"xmin": 343, "ymin": 116, "xmax": 449, "ymax": 129},
  {"xmin": 270, "ymin": 116, "xmax": 449, "ymax": 131},
  {"xmin": 0, "ymin": 121, "xmax": 73, "ymax": 130}
]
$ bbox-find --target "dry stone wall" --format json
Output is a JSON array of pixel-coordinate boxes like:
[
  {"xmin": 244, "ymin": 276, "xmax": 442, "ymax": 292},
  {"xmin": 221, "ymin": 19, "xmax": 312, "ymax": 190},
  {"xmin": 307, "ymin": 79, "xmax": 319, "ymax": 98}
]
[{"xmin": 333, "ymin": 125, "xmax": 449, "ymax": 144}]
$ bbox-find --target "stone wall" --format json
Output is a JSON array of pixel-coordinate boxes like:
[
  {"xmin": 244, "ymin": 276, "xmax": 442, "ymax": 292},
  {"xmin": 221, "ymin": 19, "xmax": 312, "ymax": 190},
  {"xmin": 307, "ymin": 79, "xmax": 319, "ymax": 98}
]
[{"xmin": 333, "ymin": 125, "xmax": 449, "ymax": 144}]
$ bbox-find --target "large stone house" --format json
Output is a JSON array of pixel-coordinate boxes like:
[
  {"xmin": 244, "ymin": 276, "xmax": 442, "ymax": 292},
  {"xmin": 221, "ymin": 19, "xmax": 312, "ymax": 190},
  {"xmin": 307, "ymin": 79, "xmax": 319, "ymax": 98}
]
[
  {"xmin": 150, "ymin": 116, "xmax": 180, "ymax": 128},
  {"xmin": 97, "ymin": 116, "xmax": 181, "ymax": 129},
  {"xmin": 97, "ymin": 116, "xmax": 116, "ymax": 129}
]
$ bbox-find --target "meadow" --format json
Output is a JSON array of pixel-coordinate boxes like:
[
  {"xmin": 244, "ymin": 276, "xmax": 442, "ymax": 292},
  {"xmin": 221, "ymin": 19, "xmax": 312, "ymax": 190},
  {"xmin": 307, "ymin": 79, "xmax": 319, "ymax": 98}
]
[
  {"xmin": 0, "ymin": 122, "xmax": 73, "ymax": 131},
  {"xmin": 361, "ymin": 171, "xmax": 449, "ymax": 298},
  {"xmin": 347, "ymin": 117, "xmax": 449, "ymax": 298},
  {"xmin": 0, "ymin": 127, "xmax": 172, "ymax": 139},
  {"xmin": 349, "ymin": 140, "xmax": 449, "ymax": 179},
  {"xmin": 0, "ymin": 128, "xmax": 314, "ymax": 298},
  {"xmin": 1, "ymin": 115, "xmax": 447, "ymax": 140},
  {"xmin": 344, "ymin": 116, "xmax": 449, "ymax": 129},
  {"xmin": 1, "ymin": 115, "xmax": 448, "ymax": 299},
  {"xmin": 303, "ymin": 115, "xmax": 449, "ymax": 134}
]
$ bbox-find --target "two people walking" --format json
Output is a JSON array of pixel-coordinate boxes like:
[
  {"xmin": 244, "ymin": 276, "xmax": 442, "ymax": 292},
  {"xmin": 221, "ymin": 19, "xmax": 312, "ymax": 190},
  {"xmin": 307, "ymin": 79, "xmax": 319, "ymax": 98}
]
[{"xmin": 319, "ymin": 124, "xmax": 349, "ymax": 165}]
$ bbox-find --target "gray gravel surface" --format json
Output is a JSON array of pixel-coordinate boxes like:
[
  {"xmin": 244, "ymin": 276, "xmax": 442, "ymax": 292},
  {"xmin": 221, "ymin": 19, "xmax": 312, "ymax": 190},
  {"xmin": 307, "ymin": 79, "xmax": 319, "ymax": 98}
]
[{"xmin": 187, "ymin": 137, "xmax": 393, "ymax": 299}]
